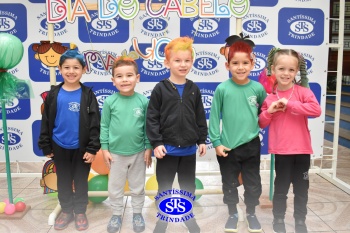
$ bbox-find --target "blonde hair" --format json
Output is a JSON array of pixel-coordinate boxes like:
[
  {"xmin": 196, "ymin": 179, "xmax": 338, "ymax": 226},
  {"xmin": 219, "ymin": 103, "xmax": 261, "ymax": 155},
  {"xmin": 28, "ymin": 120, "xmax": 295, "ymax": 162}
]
[{"xmin": 164, "ymin": 37, "xmax": 194, "ymax": 60}]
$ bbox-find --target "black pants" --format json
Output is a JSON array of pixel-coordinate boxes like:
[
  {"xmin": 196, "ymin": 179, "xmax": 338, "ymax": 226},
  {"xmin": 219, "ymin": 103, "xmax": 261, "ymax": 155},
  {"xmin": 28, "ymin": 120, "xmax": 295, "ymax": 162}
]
[
  {"xmin": 217, "ymin": 136, "xmax": 262, "ymax": 215},
  {"xmin": 52, "ymin": 141, "xmax": 91, "ymax": 214},
  {"xmin": 273, "ymin": 154, "xmax": 310, "ymax": 221},
  {"xmin": 156, "ymin": 154, "xmax": 196, "ymax": 197}
]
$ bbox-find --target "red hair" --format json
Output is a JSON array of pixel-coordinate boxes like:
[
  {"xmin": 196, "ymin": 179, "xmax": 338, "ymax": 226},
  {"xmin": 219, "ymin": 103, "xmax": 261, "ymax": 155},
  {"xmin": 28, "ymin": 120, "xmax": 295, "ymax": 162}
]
[{"xmin": 227, "ymin": 41, "xmax": 254, "ymax": 63}]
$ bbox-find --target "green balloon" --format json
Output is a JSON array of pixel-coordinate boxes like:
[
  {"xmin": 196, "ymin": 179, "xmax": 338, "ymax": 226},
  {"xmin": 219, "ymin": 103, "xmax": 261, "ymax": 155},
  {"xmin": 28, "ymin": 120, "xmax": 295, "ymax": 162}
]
[
  {"xmin": 195, "ymin": 177, "xmax": 204, "ymax": 201},
  {"xmin": 0, "ymin": 33, "xmax": 24, "ymax": 70},
  {"xmin": 88, "ymin": 175, "xmax": 108, "ymax": 203}
]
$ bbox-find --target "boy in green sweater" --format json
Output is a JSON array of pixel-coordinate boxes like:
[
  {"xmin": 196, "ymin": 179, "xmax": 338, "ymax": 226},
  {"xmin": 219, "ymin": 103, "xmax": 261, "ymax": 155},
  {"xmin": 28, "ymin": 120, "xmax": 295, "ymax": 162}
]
[{"xmin": 100, "ymin": 57, "xmax": 152, "ymax": 233}]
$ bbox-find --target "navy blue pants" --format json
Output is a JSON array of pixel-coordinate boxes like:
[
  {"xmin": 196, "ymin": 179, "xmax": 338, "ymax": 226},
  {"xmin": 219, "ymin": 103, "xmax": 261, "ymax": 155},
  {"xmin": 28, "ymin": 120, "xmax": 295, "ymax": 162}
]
[
  {"xmin": 52, "ymin": 141, "xmax": 91, "ymax": 214},
  {"xmin": 217, "ymin": 136, "xmax": 262, "ymax": 215},
  {"xmin": 273, "ymin": 154, "xmax": 310, "ymax": 221}
]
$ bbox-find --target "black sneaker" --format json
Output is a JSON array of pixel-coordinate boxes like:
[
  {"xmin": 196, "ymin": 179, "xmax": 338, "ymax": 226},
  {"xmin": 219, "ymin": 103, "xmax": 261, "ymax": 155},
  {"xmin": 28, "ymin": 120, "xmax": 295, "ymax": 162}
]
[
  {"xmin": 224, "ymin": 214, "xmax": 239, "ymax": 232},
  {"xmin": 185, "ymin": 218, "xmax": 200, "ymax": 233},
  {"xmin": 246, "ymin": 214, "xmax": 262, "ymax": 232},
  {"xmin": 295, "ymin": 219, "xmax": 308, "ymax": 233},
  {"xmin": 153, "ymin": 220, "xmax": 168, "ymax": 233},
  {"xmin": 107, "ymin": 215, "xmax": 122, "ymax": 233},
  {"xmin": 133, "ymin": 213, "xmax": 145, "ymax": 232},
  {"xmin": 273, "ymin": 218, "xmax": 286, "ymax": 233}
]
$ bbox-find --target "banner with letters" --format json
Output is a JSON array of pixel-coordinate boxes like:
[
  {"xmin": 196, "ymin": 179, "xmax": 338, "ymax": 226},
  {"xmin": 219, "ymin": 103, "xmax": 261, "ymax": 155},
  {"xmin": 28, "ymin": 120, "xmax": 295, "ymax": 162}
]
[{"xmin": 0, "ymin": 0, "xmax": 329, "ymax": 161}]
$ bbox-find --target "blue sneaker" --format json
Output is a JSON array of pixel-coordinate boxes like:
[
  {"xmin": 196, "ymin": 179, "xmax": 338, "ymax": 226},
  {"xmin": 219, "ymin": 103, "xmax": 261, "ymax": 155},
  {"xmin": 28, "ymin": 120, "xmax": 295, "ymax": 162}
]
[
  {"xmin": 133, "ymin": 213, "xmax": 145, "ymax": 232},
  {"xmin": 225, "ymin": 214, "xmax": 239, "ymax": 232},
  {"xmin": 246, "ymin": 214, "xmax": 262, "ymax": 232},
  {"xmin": 107, "ymin": 215, "xmax": 122, "ymax": 233}
]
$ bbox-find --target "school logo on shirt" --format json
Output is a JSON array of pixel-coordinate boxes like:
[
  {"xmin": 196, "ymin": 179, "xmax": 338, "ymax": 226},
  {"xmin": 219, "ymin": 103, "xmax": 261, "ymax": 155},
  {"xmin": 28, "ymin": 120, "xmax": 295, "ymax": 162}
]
[
  {"xmin": 191, "ymin": 50, "xmax": 220, "ymax": 79},
  {"xmin": 69, "ymin": 102, "xmax": 80, "ymax": 112},
  {"xmin": 0, "ymin": 127, "xmax": 23, "ymax": 151},
  {"xmin": 278, "ymin": 8, "xmax": 324, "ymax": 45},
  {"xmin": 0, "ymin": 4, "xmax": 27, "ymax": 41},
  {"xmin": 78, "ymin": 11, "xmax": 129, "ymax": 43},
  {"xmin": 248, "ymin": 96, "xmax": 257, "ymax": 107},
  {"xmin": 36, "ymin": 11, "xmax": 67, "ymax": 38},
  {"xmin": 133, "ymin": 108, "xmax": 144, "ymax": 117},
  {"xmin": 243, "ymin": 13, "xmax": 269, "ymax": 40},
  {"xmin": 180, "ymin": 17, "xmax": 229, "ymax": 44},
  {"xmin": 139, "ymin": 13, "xmax": 169, "ymax": 38}
]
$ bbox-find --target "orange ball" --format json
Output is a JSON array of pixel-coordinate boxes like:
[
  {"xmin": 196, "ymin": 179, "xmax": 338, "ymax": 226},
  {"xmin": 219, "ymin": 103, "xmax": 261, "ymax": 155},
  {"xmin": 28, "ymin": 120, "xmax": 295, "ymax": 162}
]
[{"xmin": 91, "ymin": 150, "xmax": 109, "ymax": 175}]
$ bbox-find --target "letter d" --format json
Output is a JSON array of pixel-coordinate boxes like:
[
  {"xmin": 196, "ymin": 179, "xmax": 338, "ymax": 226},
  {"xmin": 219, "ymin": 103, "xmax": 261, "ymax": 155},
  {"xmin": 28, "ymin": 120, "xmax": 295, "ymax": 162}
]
[{"xmin": 46, "ymin": 0, "xmax": 67, "ymax": 23}]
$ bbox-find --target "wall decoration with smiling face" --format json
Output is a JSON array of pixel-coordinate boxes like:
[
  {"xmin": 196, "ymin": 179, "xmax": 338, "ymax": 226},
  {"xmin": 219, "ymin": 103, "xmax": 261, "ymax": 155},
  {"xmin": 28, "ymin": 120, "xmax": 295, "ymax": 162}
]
[{"xmin": 32, "ymin": 41, "xmax": 70, "ymax": 67}]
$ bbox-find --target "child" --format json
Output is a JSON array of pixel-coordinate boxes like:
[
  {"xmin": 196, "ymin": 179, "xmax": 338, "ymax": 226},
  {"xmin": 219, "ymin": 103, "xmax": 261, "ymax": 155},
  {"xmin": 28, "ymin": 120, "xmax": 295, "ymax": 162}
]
[
  {"xmin": 100, "ymin": 57, "xmax": 152, "ymax": 233},
  {"xmin": 146, "ymin": 37, "xmax": 207, "ymax": 233},
  {"xmin": 259, "ymin": 48, "xmax": 321, "ymax": 233},
  {"xmin": 209, "ymin": 35, "xmax": 266, "ymax": 233},
  {"xmin": 38, "ymin": 49, "xmax": 101, "ymax": 231}
]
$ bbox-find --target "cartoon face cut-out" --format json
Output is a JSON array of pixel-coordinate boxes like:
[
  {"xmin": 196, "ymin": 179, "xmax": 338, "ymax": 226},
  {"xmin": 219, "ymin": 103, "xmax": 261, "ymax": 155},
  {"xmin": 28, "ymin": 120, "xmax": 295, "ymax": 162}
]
[{"xmin": 32, "ymin": 41, "xmax": 69, "ymax": 67}]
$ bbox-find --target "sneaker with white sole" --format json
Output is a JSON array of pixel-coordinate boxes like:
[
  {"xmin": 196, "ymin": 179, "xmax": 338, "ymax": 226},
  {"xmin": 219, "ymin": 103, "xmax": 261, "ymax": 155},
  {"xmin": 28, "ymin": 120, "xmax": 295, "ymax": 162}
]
[
  {"xmin": 225, "ymin": 213, "xmax": 239, "ymax": 232},
  {"xmin": 246, "ymin": 214, "xmax": 262, "ymax": 232}
]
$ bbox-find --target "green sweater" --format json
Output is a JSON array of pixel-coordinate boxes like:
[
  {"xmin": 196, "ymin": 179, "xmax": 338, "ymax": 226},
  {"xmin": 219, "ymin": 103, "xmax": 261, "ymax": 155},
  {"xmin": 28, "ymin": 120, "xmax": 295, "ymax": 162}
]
[
  {"xmin": 100, "ymin": 92, "xmax": 152, "ymax": 156},
  {"xmin": 209, "ymin": 79, "xmax": 266, "ymax": 149}
]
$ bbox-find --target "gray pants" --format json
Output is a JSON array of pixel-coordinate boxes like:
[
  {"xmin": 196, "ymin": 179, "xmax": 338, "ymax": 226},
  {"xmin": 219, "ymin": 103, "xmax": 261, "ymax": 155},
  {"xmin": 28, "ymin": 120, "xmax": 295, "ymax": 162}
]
[{"xmin": 108, "ymin": 151, "xmax": 146, "ymax": 215}]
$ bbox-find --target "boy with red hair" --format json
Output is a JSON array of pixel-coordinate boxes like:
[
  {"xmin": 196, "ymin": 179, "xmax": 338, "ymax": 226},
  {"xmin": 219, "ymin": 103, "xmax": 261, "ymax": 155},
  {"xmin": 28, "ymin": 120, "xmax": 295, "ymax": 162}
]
[{"xmin": 209, "ymin": 36, "xmax": 266, "ymax": 232}]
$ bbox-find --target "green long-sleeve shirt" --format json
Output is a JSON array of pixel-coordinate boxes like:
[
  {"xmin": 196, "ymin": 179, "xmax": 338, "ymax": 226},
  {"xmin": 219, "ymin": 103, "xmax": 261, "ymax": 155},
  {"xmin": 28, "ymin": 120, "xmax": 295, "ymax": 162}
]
[
  {"xmin": 209, "ymin": 79, "xmax": 267, "ymax": 149},
  {"xmin": 100, "ymin": 92, "xmax": 152, "ymax": 156}
]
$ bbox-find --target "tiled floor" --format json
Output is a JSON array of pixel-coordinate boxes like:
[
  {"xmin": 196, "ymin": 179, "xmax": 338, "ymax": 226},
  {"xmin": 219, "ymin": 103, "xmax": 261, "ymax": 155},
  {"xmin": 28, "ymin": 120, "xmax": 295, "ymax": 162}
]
[{"xmin": 0, "ymin": 143, "xmax": 349, "ymax": 233}]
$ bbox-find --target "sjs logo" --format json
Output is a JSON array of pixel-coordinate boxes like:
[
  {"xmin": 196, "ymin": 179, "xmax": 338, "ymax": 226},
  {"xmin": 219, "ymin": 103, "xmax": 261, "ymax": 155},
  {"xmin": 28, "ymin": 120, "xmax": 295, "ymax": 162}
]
[
  {"xmin": 180, "ymin": 17, "xmax": 228, "ymax": 44},
  {"xmin": 94, "ymin": 88, "xmax": 116, "ymax": 114},
  {"xmin": 90, "ymin": 50, "xmax": 118, "ymax": 76},
  {"xmin": 0, "ymin": 127, "xmax": 23, "ymax": 151},
  {"xmin": 0, "ymin": 4, "xmax": 27, "ymax": 41},
  {"xmin": 278, "ymin": 8, "xmax": 324, "ymax": 45},
  {"xmin": 243, "ymin": 14, "xmax": 269, "ymax": 39},
  {"xmin": 200, "ymin": 88, "xmax": 215, "ymax": 119},
  {"xmin": 300, "ymin": 52, "xmax": 314, "ymax": 76},
  {"xmin": 192, "ymin": 51, "xmax": 220, "ymax": 78},
  {"xmin": 37, "ymin": 11, "xmax": 67, "ymax": 37},
  {"xmin": 251, "ymin": 51, "xmax": 267, "ymax": 78},
  {"xmin": 159, "ymin": 198, "xmax": 192, "ymax": 215},
  {"xmin": 78, "ymin": 12, "xmax": 129, "ymax": 43},
  {"xmin": 143, "ymin": 18, "xmax": 167, "ymax": 31},
  {"xmin": 142, "ymin": 90, "xmax": 153, "ymax": 99}
]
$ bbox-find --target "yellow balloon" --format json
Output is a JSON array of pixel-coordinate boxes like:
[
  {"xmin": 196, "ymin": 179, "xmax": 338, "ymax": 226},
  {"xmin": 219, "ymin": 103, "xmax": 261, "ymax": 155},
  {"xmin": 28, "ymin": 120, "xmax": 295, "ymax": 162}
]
[
  {"xmin": 145, "ymin": 175, "xmax": 158, "ymax": 201},
  {"xmin": 88, "ymin": 172, "xmax": 95, "ymax": 181},
  {"xmin": 0, "ymin": 202, "xmax": 6, "ymax": 214}
]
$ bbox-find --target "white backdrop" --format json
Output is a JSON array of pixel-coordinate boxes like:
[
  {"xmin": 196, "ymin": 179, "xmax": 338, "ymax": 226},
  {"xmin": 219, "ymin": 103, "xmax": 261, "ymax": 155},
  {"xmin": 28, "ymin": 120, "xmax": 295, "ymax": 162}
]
[{"xmin": 0, "ymin": 0, "xmax": 329, "ymax": 162}]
